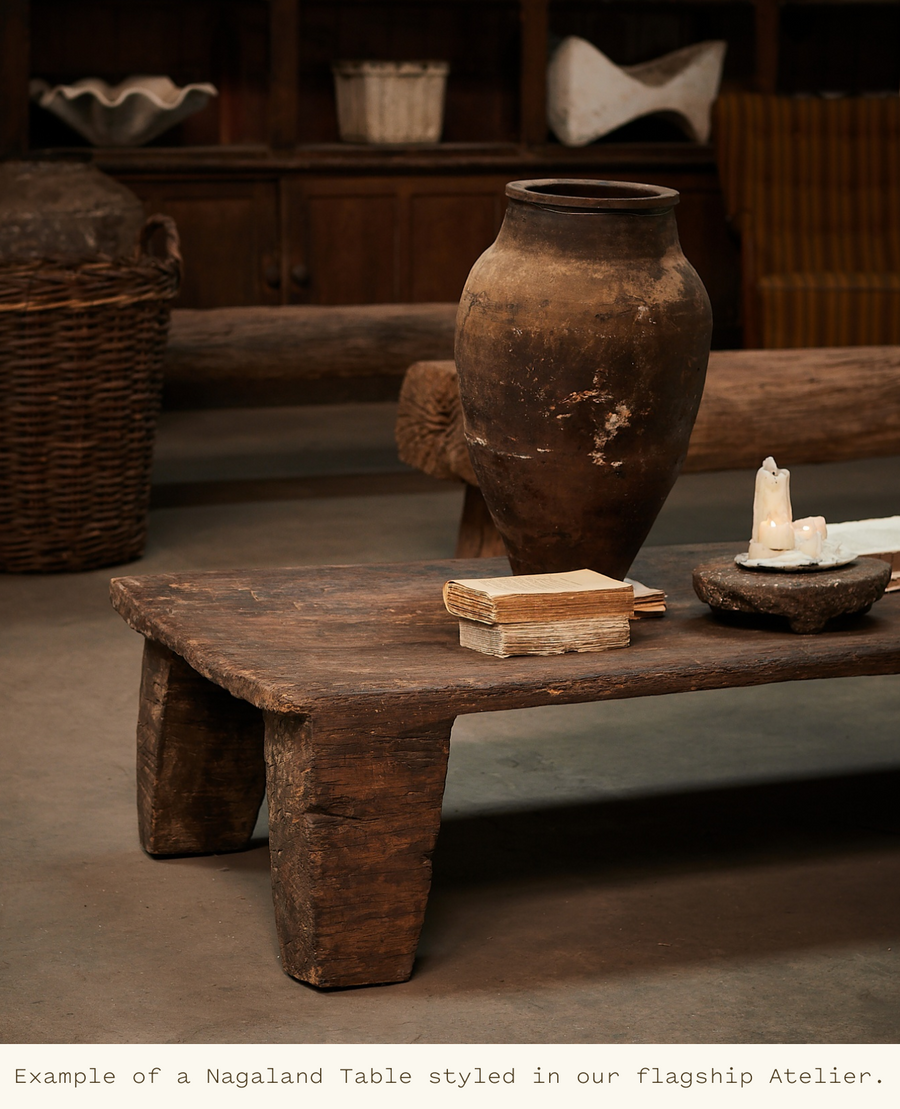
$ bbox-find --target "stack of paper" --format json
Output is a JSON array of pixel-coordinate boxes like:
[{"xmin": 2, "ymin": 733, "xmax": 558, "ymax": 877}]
[
  {"xmin": 443, "ymin": 568, "xmax": 639, "ymax": 657},
  {"xmin": 827, "ymin": 516, "xmax": 900, "ymax": 591}
]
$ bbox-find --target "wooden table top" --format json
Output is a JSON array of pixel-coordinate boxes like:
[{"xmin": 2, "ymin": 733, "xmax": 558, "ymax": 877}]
[{"xmin": 109, "ymin": 543, "xmax": 900, "ymax": 717}]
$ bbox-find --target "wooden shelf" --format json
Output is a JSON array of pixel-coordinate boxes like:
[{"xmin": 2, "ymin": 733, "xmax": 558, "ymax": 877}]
[
  {"xmin": 8, "ymin": 0, "xmax": 898, "ymax": 158},
  {"xmin": 53, "ymin": 141, "xmax": 719, "ymax": 177},
  {"xmin": 5, "ymin": 0, "xmax": 893, "ymax": 330}
]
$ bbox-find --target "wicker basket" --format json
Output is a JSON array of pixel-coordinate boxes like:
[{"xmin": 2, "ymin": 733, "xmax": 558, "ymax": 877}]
[{"xmin": 0, "ymin": 215, "xmax": 181, "ymax": 573}]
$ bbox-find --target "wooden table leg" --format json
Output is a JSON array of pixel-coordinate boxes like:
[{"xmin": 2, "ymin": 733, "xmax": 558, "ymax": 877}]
[
  {"xmin": 137, "ymin": 639, "xmax": 266, "ymax": 855},
  {"xmin": 264, "ymin": 704, "xmax": 454, "ymax": 988}
]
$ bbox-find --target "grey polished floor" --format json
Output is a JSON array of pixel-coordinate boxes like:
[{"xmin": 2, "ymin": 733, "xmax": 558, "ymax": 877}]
[{"xmin": 2, "ymin": 403, "xmax": 898, "ymax": 1044}]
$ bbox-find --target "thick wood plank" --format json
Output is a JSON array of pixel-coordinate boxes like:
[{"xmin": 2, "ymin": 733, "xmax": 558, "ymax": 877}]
[
  {"xmin": 0, "ymin": 0, "xmax": 29, "ymax": 157},
  {"xmin": 265, "ymin": 707, "xmax": 453, "ymax": 987},
  {"xmin": 395, "ymin": 347, "xmax": 900, "ymax": 483},
  {"xmin": 163, "ymin": 303, "xmax": 458, "ymax": 408},
  {"xmin": 268, "ymin": 0, "xmax": 299, "ymax": 149},
  {"xmin": 685, "ymin": 346, "xmax": 900, "ymax": 472},
  {"xmin": 455, "ymin": 482, "xmax": 508, "ymax": 559},
  {"xmin": 110, "ymin": 546, "xmax": 900, "ymax": 720},
  {"xmin": 112, "ymin": 547, "xmax": 900, "ymax": 988},
  {"xmin": 136, "ymin": 639, "xmax": 266, "ymax": 855},
  {"xmin": 519, "ymin": 0, "xmax": 549, "ymax": 145}
]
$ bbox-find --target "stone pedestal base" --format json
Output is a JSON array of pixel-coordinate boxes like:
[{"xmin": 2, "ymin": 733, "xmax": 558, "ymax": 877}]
[{"xmin": 693, "ymin": 556, "xmax": 892, "ymax": 634}]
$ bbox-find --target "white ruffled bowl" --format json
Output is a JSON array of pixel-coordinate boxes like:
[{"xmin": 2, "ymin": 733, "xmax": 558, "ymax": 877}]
[{"xmin": 30, "ymin": 76, "xmax": 218, "ymax": 146}]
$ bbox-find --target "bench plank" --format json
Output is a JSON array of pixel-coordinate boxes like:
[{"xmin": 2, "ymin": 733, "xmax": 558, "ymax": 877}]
[{"xmin": 164, "ymin": 303, "xmax": 458, "ymax": 408}]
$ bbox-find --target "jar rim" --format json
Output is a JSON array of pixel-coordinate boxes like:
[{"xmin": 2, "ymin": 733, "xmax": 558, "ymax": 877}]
[{"xmin": 506, "ymin": 179, "xmax": 679, "ymax": 211}]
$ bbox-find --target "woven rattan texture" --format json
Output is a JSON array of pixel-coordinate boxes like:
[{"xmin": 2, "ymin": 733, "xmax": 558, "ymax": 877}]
[{"xmin": 1, "ymin": 242, "xmax": 180, "ymax": 573}]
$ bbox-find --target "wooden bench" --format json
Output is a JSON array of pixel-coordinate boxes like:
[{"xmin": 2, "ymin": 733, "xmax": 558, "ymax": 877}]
[
  {"xmin": 395, "ymin": 347, "xmax": 900, "ymax": 558},
  {"xmin": 163, "ymin": 303, "xmax": 457, "ymax": 409},
  {"xmin": 110, "ymin": 545, "xmax": 900, "ymax": 988}
]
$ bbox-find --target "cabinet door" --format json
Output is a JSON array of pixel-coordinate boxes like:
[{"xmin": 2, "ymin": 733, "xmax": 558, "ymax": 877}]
[
  {"xmin": 284, "ymin": 175, "xmax": 508, "ymax": 305},
  {"xmin": 122, "ymin": 179, "xmax": 281, "ymax": 309},
  {"xmin": 407, "ymin": 184, "xmax": 506, "ymax": 302},
  {"xmin": 288, "ymin": 180, "xmax": 399, "ymax": 304}
]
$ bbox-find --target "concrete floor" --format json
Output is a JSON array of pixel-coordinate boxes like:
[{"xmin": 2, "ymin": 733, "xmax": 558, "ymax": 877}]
[{"xmin": 2, "ymin": 403, "xmax": 899, "ymax": 1044}]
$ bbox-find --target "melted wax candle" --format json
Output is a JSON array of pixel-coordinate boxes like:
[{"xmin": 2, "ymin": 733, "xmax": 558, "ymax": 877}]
[
  {"xmin": 793, "ymin": 516, "xmax": 827, "ymax": 558},
  {"xmin": 748, "ymin": 456, "xmax": 795, "ymax": 558}
]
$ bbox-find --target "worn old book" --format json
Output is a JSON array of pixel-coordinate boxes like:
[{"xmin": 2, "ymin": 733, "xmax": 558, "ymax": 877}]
[
  {"xmin": 458, "ymin": 615, "xmax": 631, "ymax": 658},
  {"xmin": 627, "ymin": 577, "xmax": 667, "ymax": 617},
  {"xmin": 827, "ymin": 515, "xmax": 900, "ymax": 591},
  {"xmin": 443, "ymin": 568, "xmax": 634, "ymax": 625}
]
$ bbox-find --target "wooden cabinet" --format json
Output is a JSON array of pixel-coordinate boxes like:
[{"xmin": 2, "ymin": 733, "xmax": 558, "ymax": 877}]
[
  {"xmin": 128, "ymin": 177, "xmax": 281, "ymax": 307},
  {"xmin": 4, "ymin": 0, "xmax": 897, "ymax": 341},
  {"xmin": 282, "ymin": 174, "xmax": 508, "ymax": 305}
]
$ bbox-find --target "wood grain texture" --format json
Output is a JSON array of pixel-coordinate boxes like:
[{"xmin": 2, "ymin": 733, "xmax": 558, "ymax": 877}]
[
  {"xmin": 0, "ymin": 0, "xmax": 29, "ymax": 157},
  {"xmin": 112, "ymin": 546, "xmax": 900, "ymax": 988},
  {"xmin": 163, "ymin": 303, "xmax": 458, "ymax": 407},
  {"xmin": 396, "ymin": 359, "xmax": 477, "ymax": 485},
  {"xmin": 456, "ymin": 482, "xmax": 509, "ymax": 559},
  {"xmin": 110, "ymin": 545, "xmax": 900, "ymax": 721},
  {"xmin": 265, "ymin": 707, "xmax": 453, "ymax": 987},
  {"xmin": 137, "ymin": 639, "xmax": 265, "ymax": 855},
  {"xmin": 519, "ymin": 0, "xmax": 549, "ymax": 144},
  {"xmin": 685, "ymin": 346, "xmax": 900, "ymax": 472},
  {"xmin": 395, "ymin": 348, "xmax": 900, "ymax": 484},
  {"xmin": 268, "ymin": 0, "xmax": 300, "ymax": 149}
]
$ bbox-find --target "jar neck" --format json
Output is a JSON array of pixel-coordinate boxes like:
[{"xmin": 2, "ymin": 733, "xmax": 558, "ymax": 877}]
[{"xmin": 498, "ymin": 196, "xmax": 681, "ymax": 261}]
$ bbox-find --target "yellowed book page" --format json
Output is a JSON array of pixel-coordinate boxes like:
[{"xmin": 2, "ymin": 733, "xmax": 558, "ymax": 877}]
[
  {"xmin": 444, "ymin": 568, "xmax": 633, "ymax": 624},
  {"xmin": 446, "ymin": 567, "xmax": 629, "ymax": 598},
  {"xmin": 625, "ymin": 577, "xmax": 666, "ymax": 614}
]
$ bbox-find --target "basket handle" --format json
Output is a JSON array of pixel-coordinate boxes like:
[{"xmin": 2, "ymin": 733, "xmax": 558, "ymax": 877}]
[{"xmin": 139, "ymin": 214, "xmax": 182, "ymax": 272}]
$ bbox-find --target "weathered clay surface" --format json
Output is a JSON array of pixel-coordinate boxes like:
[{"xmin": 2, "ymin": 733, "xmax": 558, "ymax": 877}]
[
  {"xmin": 455, "ymin": 179, "xmax": 712, "ymax": 580},
  {"xmin": 0, "ymin": 160, "xmax": 143, "ymax": 261},
  {"xmin": 693, "ymin": 556, "xmax": 892, "ymax": 634}
]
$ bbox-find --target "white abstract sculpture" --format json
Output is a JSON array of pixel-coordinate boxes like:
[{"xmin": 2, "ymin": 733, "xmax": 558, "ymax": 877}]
[
  {"xmin": 547, "ymin": 37, "xmax": 727, "ymax": 146},
  {"xmin": 30, "ymin": 76, "xmax": 218, "ymax": 147}
]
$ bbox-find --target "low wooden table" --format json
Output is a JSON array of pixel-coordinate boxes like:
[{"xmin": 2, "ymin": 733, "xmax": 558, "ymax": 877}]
[{"xmin": 109, "ymin": 544, "xmax": 900, "ymax": 989}]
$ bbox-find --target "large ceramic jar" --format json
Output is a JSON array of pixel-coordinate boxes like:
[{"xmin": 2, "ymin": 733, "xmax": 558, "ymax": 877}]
[{"xmin": 455, "ymin": 178, "xmax": 712, "ymax": 579}]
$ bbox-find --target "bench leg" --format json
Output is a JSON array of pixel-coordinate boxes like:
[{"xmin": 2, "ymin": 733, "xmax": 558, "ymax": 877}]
[
  {"xmin": 455, "ymin": 482, "xmax": 508, "ymax": 559},
  {"xmin": 136, "ymin": 639, "xmax": 266, "ymax": 855},
  {"xmin": 264, "ymin": 705, "xmax": 454, "ymax": 988}
]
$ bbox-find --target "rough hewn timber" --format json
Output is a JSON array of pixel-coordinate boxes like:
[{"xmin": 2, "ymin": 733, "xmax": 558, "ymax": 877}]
[
  {"xmin": 136, "ymin": 639, "xmax": 266, "ymax": 855},
  {"xmin": 112, "ymin": 546, "xmax": 900, "ymax": 721},
  {"xmin": 265, "ymin": 707, "xmax": 453, "ymax": 987},
  {"xmin": 163, "ymin": 303, "xmax": 458, "ymax": 408},
  {"xmin": 396, "ymin": 347, "xmax": 900, "ymax": 482},
  {"xmin": 455, "ymin": 483, "xmax": 508, "ymax": 559},
  {"xmin": 110, "ymin": 546, "xmax": 900, "ymax": 987},
  {"xmin": 396, "ymin": 359, "xmax": 477, "ymax": 485},
  {"xmin": 685, "ymin": 346, "xmax": 900, "ymax": 472}
]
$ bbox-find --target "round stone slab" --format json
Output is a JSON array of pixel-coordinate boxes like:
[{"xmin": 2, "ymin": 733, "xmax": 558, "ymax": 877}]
[{"xmin": 692, "ymin": 556, "xmax": 892, "ymax": 634}]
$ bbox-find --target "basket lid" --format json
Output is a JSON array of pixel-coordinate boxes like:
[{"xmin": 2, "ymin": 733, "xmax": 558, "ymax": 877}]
[{"xmin": 0, "ymin": 160, "xmax": 144, "ymax": 263}]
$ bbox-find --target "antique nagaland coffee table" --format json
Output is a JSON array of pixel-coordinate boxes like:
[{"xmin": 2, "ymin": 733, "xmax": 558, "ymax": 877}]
[{"xmin": 109, "ymin": 543, "xmax": 900, "ymax": 988}]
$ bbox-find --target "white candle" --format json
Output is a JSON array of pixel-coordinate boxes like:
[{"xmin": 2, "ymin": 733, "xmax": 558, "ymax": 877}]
[
  {"xmin": 762, "ymin": 515, "xmax": 795, "ymax": 550},
  {"xmin": 752, "ymin": 456, "xmax": 794, "ymax": 547},
  {"xmin": 793, "ymin": 516, "xmax": 827, "ymax": 558}
]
